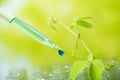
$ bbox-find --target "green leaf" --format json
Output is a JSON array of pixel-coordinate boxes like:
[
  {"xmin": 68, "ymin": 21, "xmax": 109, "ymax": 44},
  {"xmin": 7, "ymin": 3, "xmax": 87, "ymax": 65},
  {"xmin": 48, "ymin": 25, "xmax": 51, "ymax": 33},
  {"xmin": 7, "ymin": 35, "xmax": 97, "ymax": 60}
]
[
  {"xmin": 69, "ymin": 61, "xmax": 89, "ymax": 80},
  {"xmin": 76, "ymin": 20, "xmax": 93, "ymax": 28},
  {"xmin": 78, "ymin": 16, "xmax": 93, "ymax": 20},
  {"xmin": 48, "ymin": 15, "xmax": 58, "ymax": 30},
  {"xmin": 49, "ymin": 15, "xmax": 58, "ymax": 24},
  {"xmin": 48, "ymin": 21, "xmax": 56, "ymax": 30},
  {"xmin": 72, "ymin": 16, "xmax": 93, "ymax": 27},
  {"xmin": 89, "ymin": 59, "xmax": 105, "ymax": 80}
]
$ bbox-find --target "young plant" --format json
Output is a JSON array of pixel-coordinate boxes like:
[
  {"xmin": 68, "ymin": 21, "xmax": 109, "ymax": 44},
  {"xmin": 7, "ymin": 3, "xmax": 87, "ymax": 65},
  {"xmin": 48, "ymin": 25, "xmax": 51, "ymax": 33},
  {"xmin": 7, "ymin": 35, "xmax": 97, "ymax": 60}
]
[
  {"xmin": 4, "ymin": 15, "xmax": 120, "ymax": 80},
  {"xmin": 48, "ymin": 15, "xmax": 105, "ymax": 80}
]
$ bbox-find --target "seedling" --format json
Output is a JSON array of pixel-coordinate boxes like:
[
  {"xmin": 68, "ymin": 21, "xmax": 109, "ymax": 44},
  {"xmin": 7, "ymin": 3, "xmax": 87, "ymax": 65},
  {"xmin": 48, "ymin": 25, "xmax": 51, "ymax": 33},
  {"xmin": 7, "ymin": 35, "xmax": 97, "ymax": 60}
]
[
  {"xmin": 48, "ymin": 15, "xmax": 94, "ymax": 60},
  {"xmin": 3, "ymin": 15, "xmax": 120, "ymax": 80},
  {"xmin": 48, "ymin": 15, "xmax": 105, "ymax": 80}
]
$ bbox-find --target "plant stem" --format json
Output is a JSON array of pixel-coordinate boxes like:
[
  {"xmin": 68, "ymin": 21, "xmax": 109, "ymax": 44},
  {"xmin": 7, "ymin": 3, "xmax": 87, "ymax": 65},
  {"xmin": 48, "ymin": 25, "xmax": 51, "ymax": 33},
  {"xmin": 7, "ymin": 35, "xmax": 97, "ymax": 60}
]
[
  {"xmin": 80, "ymin": 39, "xmax": 94, "ymax": 61},
  {"xmin": 59, "ymin": 20, "xmax": 94, "ymax": 61},
  {"xmin": 59, "ymin": 20, "xmax": 76, "ymax": 36}
]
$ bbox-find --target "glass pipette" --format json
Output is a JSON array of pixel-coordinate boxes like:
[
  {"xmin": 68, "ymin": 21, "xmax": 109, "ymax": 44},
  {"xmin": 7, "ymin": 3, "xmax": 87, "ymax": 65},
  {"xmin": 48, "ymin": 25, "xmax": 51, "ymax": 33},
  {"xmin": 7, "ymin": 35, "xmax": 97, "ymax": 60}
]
[{"xmin": 0, "ymin": 8, "xmax": 64, "ymax": 56}]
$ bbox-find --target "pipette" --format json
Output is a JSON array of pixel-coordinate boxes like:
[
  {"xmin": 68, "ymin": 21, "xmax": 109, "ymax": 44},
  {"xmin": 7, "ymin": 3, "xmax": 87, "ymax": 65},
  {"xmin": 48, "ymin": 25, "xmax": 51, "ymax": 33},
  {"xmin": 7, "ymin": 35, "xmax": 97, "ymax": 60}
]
[{"xmin": 0, "ymin": 8, "xmax": 64, "ymax": 56}]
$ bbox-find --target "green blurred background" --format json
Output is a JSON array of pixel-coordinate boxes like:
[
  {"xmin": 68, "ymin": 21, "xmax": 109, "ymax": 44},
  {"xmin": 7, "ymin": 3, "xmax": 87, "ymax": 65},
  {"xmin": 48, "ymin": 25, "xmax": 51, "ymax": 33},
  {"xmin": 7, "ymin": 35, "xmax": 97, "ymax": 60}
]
[{"xmin": 0, "ymin": 0, "xmax": 120, "ymax": 76}]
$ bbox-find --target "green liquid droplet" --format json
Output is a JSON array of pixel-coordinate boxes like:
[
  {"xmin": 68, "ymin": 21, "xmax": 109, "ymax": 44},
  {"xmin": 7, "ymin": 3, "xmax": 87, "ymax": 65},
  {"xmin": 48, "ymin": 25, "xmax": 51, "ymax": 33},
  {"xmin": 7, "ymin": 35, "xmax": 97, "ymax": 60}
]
[{"xmin": 58, "ymin": 50, "xmax": 64, "ymax": 56}]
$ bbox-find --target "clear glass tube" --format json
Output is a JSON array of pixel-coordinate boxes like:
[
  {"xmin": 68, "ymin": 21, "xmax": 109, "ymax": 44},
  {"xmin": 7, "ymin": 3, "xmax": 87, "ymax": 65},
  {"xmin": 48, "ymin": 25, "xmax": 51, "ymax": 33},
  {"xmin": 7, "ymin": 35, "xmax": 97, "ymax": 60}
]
[
  {"xmin": 10, "ymin": 17, "xmax": 64, "ymax": 56},
  {"xmin": 11, "ymin": 18, "xmax": 56, "ymax": 48}
]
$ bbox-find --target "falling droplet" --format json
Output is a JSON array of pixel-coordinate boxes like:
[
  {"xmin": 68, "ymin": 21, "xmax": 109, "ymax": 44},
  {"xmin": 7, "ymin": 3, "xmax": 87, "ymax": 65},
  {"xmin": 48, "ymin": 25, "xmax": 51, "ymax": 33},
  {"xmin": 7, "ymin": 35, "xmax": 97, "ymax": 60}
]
[{"xmin": 58, "ymin": 50, "xmax": 64, "ymax": 56}]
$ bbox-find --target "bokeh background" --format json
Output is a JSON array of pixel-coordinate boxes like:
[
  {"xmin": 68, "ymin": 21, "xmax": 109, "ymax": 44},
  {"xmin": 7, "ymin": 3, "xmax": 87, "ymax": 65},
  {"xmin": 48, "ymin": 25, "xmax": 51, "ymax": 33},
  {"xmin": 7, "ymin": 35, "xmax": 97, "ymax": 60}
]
[{"xmin": 0, "ymin": 0, "xmax": 120, "ymax": 79}]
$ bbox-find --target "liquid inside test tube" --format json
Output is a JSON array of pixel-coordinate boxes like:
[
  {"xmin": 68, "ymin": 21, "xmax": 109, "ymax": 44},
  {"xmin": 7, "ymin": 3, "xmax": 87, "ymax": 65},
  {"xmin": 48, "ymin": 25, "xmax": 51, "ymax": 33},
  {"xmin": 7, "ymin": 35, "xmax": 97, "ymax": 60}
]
[{"xmin": 11, "ymin": 18, "xmax": 64, "ymax": 56}]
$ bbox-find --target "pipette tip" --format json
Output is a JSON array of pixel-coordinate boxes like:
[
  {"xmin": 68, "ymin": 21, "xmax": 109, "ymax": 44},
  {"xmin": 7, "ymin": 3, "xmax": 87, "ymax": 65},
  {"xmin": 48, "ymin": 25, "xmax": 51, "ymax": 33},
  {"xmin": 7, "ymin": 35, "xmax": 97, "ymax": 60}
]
[{"xmin": 58, "ymin": 49, "xmax": 64, "ymax": 56}]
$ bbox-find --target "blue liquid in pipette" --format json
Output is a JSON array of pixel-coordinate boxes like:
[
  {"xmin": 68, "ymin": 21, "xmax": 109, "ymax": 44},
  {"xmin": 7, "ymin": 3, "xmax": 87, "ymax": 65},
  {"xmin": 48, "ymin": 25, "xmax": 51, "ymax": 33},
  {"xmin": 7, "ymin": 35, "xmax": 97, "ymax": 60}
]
[{"xmin": 58, "ymin": 50, "xmax": 64, "ymax": 56}]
